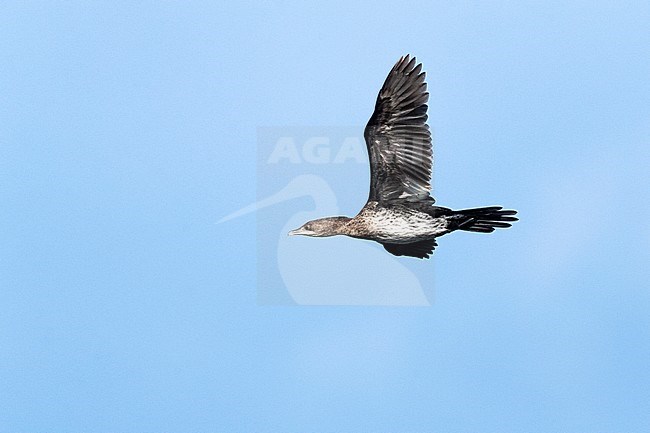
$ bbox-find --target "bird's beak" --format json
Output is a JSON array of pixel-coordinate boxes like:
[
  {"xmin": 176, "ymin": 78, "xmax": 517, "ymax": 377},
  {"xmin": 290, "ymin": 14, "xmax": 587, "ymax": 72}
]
[{"xmin": 288, "ymin": 227, "xmax": 312, "ymax": 236}]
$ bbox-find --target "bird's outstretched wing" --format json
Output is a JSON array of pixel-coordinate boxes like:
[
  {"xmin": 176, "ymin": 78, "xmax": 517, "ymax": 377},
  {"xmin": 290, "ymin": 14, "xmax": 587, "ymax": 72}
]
[
  {"xmin": 364, "ymin": 55, "xmax": 433, "ymax": 205},
  {"xmin": 382, "ymin": 239, "xmax": 437, "ymax": 259}
]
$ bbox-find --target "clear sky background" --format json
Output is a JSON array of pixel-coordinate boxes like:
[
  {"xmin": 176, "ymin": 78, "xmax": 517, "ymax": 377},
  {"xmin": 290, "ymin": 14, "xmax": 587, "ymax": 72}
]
[{"xmin": 1, "ymin": 1, "xmax": 649, "ymax": 432}]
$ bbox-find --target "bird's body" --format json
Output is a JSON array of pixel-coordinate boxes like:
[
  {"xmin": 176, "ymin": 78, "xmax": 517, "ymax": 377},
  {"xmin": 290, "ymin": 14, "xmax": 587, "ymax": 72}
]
[
  {"xmin": 349, "ymin": 202, "xmax": 449, "ymax": 244},
  {"xmin": 289, "ymin": 55, "xmax": 517, "ymax": 258}
]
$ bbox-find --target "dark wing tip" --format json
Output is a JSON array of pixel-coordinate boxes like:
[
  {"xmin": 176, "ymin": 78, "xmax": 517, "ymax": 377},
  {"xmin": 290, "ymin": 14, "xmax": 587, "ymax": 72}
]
[{"xmin": 399, "ymin": 54, "xmax": 421, "ymax": 71}]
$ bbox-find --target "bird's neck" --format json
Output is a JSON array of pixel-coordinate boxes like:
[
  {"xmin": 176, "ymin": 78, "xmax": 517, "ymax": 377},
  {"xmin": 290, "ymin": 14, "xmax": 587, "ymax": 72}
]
[{"xmin": 325, "ymin": 216, "xmax": 353, "ymax": 235}]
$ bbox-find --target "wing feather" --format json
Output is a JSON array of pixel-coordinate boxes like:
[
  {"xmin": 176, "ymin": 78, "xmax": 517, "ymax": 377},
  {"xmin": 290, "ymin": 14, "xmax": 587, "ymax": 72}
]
[
  {"xmin": 364, "ymin": 55, "xmax": 434, "ymax": 204},
  {"xmin": 382, "ymin": 239, "xmax": 438, "ymax": 259}
]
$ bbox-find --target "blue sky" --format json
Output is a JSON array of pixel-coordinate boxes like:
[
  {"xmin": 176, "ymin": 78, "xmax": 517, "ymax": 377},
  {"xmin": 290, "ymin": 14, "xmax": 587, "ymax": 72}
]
[{"xmin": 1, "ymin": 1, "xmax": 649, "ymax": 432}]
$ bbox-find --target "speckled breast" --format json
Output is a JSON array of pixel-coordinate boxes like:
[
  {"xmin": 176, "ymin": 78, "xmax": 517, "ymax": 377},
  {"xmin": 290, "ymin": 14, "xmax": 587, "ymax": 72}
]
[{"xmin": 353, "ymin": 203, "xmax": 448, "ymax": 244}]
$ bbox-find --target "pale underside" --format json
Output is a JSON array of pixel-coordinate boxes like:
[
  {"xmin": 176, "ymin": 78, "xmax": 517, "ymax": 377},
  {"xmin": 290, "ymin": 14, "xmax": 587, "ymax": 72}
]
[{"xmin": 346, "ymin": 202, "xmax": 448, "ymax": 244}]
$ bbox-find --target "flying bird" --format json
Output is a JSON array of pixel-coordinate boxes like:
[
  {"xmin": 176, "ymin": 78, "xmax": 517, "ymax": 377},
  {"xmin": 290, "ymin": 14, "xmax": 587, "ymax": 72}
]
[{"xmin": 289, "ymin": 55, "xmax": 517, "ymax": 259}]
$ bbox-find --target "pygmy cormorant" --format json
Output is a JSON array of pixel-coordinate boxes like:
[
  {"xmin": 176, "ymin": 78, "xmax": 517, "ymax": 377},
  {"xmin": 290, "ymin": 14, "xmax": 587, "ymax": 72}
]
[{"xmin": 289, "ymin": 55, "xmax": 518, "ymax": 259}]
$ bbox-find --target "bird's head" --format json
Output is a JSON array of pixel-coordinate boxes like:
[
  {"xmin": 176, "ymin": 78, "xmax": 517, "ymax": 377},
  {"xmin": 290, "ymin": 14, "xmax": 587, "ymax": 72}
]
[{"xmin": 288, "ymin": 216, "xmax": 350, "ymax": 237}]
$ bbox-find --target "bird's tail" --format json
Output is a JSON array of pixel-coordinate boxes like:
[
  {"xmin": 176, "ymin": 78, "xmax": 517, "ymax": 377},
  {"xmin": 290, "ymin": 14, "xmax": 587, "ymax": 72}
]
[{"xmin": 453, "ymin": 206, "xmax": 518, "ymax": 233}]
